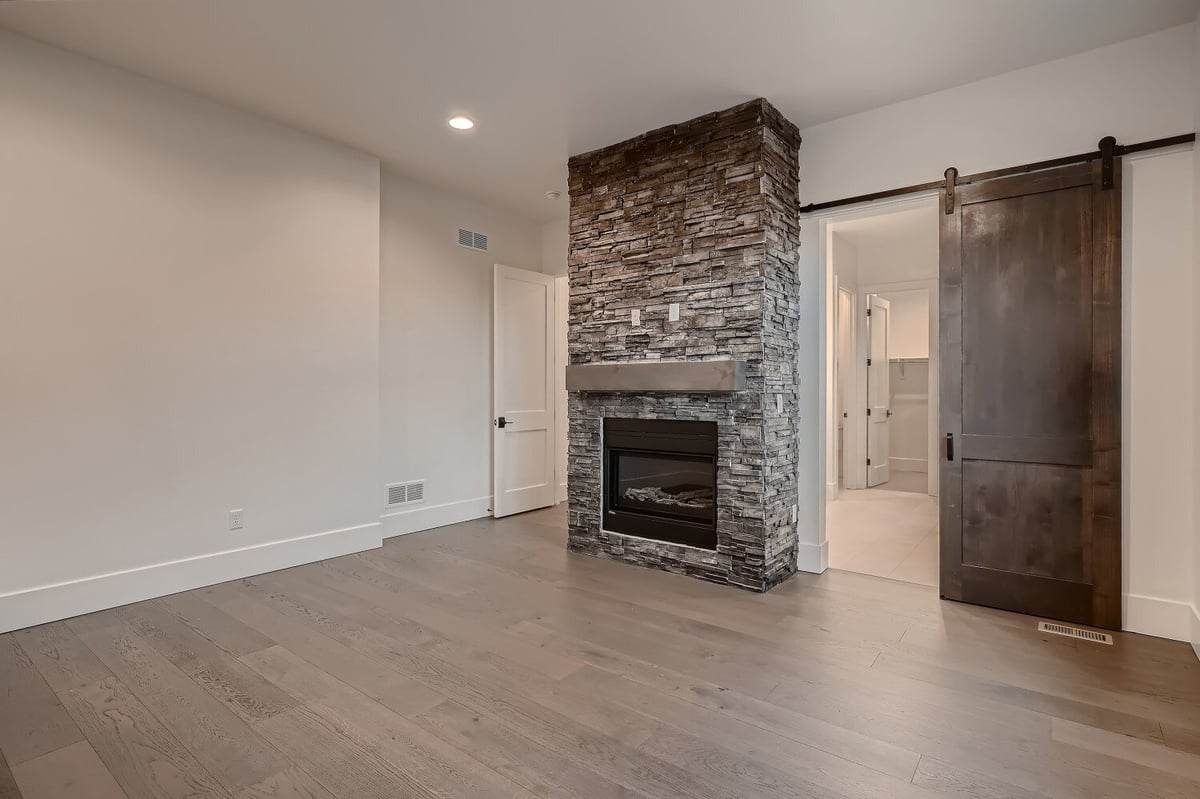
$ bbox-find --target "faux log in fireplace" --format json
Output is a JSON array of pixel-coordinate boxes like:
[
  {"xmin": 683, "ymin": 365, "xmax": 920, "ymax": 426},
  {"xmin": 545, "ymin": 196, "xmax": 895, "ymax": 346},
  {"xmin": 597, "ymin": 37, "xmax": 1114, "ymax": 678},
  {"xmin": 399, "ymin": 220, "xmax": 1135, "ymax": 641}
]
[{"xmin": 602, "ymin": 418, "xmax": 718, "ymax": 550}]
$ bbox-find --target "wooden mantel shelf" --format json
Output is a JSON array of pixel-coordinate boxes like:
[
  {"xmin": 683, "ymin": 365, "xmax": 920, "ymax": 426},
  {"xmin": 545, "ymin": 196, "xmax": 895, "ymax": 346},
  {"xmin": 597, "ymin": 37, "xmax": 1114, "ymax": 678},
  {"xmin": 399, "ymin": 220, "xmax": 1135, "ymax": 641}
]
[{"xmin": 565, "ymin": 359, "xmax": 747, "ymax": 393}]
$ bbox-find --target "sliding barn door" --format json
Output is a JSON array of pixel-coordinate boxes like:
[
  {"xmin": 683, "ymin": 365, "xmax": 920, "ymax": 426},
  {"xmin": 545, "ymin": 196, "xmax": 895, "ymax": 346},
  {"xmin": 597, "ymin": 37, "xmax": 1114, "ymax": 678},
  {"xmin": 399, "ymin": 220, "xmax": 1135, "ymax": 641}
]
[{"xmin": 940, "ymin": 160, "xmax": 1121, "ymax": 629}]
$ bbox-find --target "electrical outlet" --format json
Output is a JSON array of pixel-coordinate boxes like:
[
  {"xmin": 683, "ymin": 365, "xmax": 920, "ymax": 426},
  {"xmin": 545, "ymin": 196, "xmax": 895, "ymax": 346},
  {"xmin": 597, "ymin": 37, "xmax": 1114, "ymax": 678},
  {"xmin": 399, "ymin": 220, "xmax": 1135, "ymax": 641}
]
[
  {"xmin": 630, "ymin": 308, "xmax": 641, "ymax": 327},
  {"xmin": 229, "ymin": 509, "xmax": 244, "ymax": 531},
  {"xmin": 668, "ymin": 303, "xmax": 680, "ymax": 322}
]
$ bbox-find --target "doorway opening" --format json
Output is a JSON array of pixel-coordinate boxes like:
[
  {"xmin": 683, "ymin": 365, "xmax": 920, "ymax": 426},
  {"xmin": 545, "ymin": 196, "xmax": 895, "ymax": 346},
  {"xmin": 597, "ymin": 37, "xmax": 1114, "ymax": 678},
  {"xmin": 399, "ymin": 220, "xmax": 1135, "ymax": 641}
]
[{"xmin": 823, "ymin": 201, "xmax": 940, "ymax": 586}]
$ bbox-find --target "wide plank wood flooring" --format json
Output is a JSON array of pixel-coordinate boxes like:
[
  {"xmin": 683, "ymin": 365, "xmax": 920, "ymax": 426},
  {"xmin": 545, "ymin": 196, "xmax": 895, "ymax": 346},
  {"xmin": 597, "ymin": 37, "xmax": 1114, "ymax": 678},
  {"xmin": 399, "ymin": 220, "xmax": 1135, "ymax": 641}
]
[{"xmin": 3, "ymin": 505, "xmax": 1200, "ymax": 798}]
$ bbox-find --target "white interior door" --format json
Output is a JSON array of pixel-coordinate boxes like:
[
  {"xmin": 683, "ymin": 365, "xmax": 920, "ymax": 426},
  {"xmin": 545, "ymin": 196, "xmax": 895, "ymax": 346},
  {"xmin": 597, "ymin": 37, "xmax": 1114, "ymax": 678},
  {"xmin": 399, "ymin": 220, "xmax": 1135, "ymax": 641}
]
[
  {"xmin": 836, "ymin": 286, "xmax": 854, "ymax": 490},
  {"xmin": 493, "ymin": 264, "xmax": 556, "ymax": 517},
  {"xmin": 866, "ymin": 294, "xmax": 890, "ymax": 487},
  {"xmin": 554, "ymin": 276, "xmax": 569, "ymax": 504}
]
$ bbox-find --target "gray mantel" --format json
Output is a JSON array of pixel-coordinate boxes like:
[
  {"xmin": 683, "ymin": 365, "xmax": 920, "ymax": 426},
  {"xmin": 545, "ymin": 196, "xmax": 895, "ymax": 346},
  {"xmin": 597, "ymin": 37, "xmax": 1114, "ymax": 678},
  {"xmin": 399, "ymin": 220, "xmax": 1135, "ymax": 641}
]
[{"xmin": 565, "ymin": 359, "xmax": 747, "ymax": 393}]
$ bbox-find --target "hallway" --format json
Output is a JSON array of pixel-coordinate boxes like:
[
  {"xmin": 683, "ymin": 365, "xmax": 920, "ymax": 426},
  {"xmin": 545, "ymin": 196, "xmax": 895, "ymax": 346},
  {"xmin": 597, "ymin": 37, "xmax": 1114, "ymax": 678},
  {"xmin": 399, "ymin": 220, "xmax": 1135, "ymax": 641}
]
[{"xmin": 827, "ymin": 487, "xmax": 939, "ymax": 586}]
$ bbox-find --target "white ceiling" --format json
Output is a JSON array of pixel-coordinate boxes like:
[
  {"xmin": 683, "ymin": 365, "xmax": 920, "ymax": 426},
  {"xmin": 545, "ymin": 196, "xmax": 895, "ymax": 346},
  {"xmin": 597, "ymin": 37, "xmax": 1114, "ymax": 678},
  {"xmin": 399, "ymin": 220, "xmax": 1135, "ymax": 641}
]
[
  {"xmin": 830, "ymin": 204, "xmax": 940, "ymax": 284},
  {"xmin": 830, "ymin": 205, "xmax": 938, "ymax": 249},
  {"xmin": 2, "ymin": 0, "xmax": 1195, "ymax": 222}
]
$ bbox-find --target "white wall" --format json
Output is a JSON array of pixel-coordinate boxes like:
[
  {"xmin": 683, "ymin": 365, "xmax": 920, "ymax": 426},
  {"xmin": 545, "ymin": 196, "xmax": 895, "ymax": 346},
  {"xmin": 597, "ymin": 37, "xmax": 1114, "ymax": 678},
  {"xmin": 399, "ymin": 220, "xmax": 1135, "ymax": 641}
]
[
  {"xmin": 542, "ymin": 219, "xmax": 570, "ymax": 503},
  {"xmin": 801, "ymin": 23, "xmax": 1196, "ymax": 206},
  {"xmin": 1192, "ymin": 15, "xmax": 1200, "ymax": 659},
  {"xmin": 0, "ymin": 32, "xmax": 383, "ymax": 632},
  {"xmin": 542, "ymin": 218, "xmax": 569, "ymax": 277},
  {"xmin": 877, "ymin": 290, "xmax": 929, "ymax": 359},
  {"xmin": 555, "ymin": 276, "xmax": 569, "ymax": 504},
  {"xmin": 856, "ymin": 230, "xmax": 938, "ymax": 286},
  {"xmin": 831, "ymin": 232, "xmax": 859, "ymax": 289},
  {"xmin": 379, "ymin": 172, "xmax": 543, "ymax": 536},
  {"xmin": 798, "ymin": 23, "xmax": 1199, "ymax": 642},
  {"xmin": 1123, "ymin": 149, "xmax": 1197, "ymax": 640},
  {"xmin": 887, "ymin": 359, "xmax": 930, "ymax": 474}
]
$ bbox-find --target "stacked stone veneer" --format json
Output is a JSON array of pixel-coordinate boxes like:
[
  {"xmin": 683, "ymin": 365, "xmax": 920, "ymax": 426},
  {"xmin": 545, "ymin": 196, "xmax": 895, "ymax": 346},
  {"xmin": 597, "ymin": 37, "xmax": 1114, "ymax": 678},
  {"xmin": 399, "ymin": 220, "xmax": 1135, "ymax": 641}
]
[{"xmin": 566, "ymin": 98, "xmax": 801, "ymax": 592}]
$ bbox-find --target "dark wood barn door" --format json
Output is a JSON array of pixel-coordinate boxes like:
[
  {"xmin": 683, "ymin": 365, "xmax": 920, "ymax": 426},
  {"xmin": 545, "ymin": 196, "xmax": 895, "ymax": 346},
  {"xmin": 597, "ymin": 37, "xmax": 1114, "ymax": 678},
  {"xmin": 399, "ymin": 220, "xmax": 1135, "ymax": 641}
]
[{"xmin": 940, "ymin": 160, "xmax": 1121, "ymax": 629}]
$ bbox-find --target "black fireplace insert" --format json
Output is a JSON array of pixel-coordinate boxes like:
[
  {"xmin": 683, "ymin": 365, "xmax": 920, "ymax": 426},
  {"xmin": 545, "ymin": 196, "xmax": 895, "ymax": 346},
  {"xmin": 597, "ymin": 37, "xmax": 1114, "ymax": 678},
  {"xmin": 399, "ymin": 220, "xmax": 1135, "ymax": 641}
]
[{"xmin": 602, "ymin": 418, "xmax": 717, "ymax": 549}]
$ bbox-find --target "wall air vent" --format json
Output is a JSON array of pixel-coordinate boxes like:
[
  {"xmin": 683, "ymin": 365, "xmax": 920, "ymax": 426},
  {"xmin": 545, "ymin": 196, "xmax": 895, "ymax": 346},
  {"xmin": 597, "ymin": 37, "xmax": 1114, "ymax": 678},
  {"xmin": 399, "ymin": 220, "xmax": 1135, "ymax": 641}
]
[
  {"xmin": 1037, "ymin": 621, "xmax": 1113, "ymax": 645},
  {"xmin": 457, "ymin": 227, "xmax": 488, "ymax": 252},
  {"xmin": 386, "ymin": 480, "xmax": 426, "ymax": 507}
]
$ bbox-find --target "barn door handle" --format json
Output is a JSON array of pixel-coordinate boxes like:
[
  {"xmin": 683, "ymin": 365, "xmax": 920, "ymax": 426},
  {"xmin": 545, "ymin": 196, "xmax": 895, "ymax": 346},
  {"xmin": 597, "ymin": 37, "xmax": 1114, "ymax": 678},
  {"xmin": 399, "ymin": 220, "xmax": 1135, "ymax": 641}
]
[{"xmin": 946, "ymin": 433, "xmax": 954, "ymax": 461}]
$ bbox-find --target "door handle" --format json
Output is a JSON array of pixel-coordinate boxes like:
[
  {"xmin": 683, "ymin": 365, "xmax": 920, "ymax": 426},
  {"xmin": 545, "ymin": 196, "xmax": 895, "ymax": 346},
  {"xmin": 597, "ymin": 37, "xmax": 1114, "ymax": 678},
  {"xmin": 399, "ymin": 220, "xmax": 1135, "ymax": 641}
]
[
  {"xmin": 946, "ymin": 433, "xmax": 954, "ymax": 461},
  {"xmin": 495, "ymin": 416, "xmax": 509, "ymax": 429},
  {"xmin": 886, "ymin": 409, "xmax": 893, "ymax": 417}
]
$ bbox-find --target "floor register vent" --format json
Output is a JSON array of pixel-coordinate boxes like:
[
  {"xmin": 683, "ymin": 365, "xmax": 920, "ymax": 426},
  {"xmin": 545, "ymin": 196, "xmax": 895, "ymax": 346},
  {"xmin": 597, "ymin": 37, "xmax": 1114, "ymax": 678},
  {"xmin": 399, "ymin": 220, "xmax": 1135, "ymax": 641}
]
[
  {"xmin": 1037, "ymin": 621, "xmax": 1113, "ymax": 645},
  {"xmin": 386, "ymin": 480, "xmax": 425, "ymax": 507}
]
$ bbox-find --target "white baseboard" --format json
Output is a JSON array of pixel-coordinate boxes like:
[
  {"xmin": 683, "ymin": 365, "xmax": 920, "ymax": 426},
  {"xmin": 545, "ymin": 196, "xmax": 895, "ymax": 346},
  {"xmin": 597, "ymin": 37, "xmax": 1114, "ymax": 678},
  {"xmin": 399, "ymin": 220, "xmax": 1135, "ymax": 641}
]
[
  {"xmin": 1190, "ymin": 604, "xmax": 1200, "ymax": 662},
  {"xmin": 556, "ymin": 482, "xmax": 568, "ymax": 505},
  {"xmin": 825, "ymin": 481, "xmax": 838, "ymax": 501},
  {"xmin": 0, "ymin": 522, "xmax": 382, "ymax": 635},
  {"xmin": 380, "ymin": 495, "xmax": 492, "ymax": 538},
  {"xmin": 796, "ymin": 539, "xmax": 828, "ymax": 574},
  {"xmin": 890, "ymin": 457, "xmax": 928, "ymax": 473},
  {"xmin": 1124, "ymin": 593, "xmax": 1196, "ymax": 642}
]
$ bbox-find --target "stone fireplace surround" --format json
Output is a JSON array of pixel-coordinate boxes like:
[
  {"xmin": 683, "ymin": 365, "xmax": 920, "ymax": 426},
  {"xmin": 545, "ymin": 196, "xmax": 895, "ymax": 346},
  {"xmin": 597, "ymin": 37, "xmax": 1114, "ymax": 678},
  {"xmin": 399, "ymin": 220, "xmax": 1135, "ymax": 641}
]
[{"xmin": 566, "ymin": 99, "xmax": 802, "ymax": 592}]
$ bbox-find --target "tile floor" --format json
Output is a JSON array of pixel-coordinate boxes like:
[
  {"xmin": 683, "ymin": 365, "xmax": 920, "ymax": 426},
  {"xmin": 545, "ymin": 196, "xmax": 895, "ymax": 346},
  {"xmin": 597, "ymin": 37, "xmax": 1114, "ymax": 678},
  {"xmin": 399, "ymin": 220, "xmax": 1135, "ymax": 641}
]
[
  {"xmin": 874, "ymin": 470, "xmax": 928, "ymax": 494},
  {"xmin": 827, "ymin": 482, "xmax": 938, "ymax": 587}
]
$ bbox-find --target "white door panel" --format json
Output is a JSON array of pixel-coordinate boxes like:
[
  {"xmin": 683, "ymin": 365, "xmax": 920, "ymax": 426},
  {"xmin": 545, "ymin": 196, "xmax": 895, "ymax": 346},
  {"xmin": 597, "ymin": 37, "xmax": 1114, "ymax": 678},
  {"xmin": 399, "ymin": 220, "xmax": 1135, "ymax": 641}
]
[
  {"xmin": 554, "ymin": 276, "xmax": 569, "ymax": 504},
  {"xmin": 493, "ymin": 264, "xmax": 556, "ymax": 517},
  {"xmin": 866, "ymin": 294, "xmax": 890, "ymax": 487}
]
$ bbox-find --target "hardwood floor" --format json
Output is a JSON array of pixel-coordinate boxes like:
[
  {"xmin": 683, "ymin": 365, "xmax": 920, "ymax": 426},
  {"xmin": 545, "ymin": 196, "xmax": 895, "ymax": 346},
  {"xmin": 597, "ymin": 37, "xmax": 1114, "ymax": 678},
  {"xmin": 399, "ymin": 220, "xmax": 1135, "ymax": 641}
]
[{"xmin": 2, "ymin": 505, "xmax": 1199, "ymax": 798}]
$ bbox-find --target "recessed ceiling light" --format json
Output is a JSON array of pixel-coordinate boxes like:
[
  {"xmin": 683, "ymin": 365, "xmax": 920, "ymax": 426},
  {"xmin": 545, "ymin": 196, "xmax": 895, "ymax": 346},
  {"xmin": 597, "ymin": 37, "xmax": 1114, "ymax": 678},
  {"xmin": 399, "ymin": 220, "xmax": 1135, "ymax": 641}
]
[
  {"xmin": 448, "ymin": 116, "xmax": 475, "ymax": 130},
  {"xmin": 546, "ymin": 191, "xmax": 561, "ymax": 200}
]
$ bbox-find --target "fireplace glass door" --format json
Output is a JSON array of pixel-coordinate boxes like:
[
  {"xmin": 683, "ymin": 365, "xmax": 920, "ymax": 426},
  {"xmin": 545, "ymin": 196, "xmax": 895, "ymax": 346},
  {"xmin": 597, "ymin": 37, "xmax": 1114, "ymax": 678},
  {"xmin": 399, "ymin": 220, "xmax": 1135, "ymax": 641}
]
[
  {"xmin": 603, "ymin": 418, "xmax": 717, "ymax": 549},
  {"xmin": 609, "ymin": 452, "xmax": 714, "ymax": 523}
]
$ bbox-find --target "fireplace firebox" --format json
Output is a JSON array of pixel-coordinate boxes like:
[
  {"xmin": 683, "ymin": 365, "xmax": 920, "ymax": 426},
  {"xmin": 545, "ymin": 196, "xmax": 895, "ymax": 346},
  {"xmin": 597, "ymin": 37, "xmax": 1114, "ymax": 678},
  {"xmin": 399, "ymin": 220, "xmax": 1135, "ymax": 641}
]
[{"xmin": 602, "ymin": 418, "xmax": 718, "ymax": 549}]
